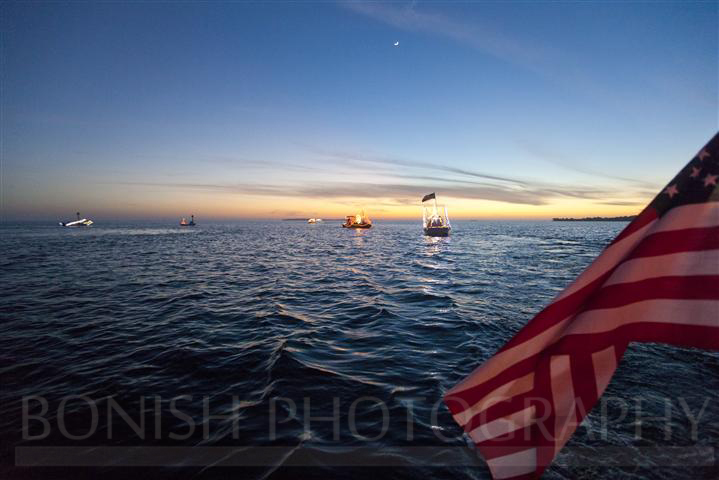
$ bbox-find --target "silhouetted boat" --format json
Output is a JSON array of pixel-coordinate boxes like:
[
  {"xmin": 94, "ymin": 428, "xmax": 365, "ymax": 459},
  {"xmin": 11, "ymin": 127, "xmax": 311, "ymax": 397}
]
[
  {"xmin": 422, "ymin": 193, "xmax": 450, "ymax": 237},
  {"xmin": 60, "ymin": 212, "xmax": 93, "ymax": 227},
  {"xmin": 342, "ymin": 211, "xmax": 372, "ymax": 229},
  {"xmin": 180, "ymin": 215, "xmax": 196, "ymax": 226}
]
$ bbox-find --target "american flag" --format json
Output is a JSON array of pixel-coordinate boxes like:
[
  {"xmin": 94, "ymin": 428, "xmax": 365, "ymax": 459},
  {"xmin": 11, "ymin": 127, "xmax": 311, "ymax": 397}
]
[{"xmin": 444, "ymin": 133, "xmax": 719, "ymax": 479}]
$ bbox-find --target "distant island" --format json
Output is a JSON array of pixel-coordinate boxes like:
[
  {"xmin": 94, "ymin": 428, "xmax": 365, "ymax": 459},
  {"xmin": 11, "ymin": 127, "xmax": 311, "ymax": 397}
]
[{"xmin": 553, "ymin": 216, "xmax": 636, "ymax": 222}]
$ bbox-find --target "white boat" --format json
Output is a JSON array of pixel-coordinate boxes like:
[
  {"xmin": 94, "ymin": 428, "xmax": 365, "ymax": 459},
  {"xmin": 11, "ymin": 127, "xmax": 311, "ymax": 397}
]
[
  {"xmin": 307, "ymin": 218, "xmax": 323, "ymax": 223},
  {"xmin": 422, "ymin": 193, "xmax": 450, "ymax": 236},
  {"xmin": 60, "ymin": 212, "xmax": 93, "ymax": 227}
]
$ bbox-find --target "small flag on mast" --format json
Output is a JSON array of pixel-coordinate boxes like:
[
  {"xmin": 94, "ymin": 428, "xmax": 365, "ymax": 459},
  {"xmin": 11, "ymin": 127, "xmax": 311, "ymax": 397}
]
[
  {"xmin": 422, "ymin": 192, "xmax": 436, "ymax": 203},
  {"xmin": 444, "ymin": 132, "xmax": 719, "ymax": 479}
]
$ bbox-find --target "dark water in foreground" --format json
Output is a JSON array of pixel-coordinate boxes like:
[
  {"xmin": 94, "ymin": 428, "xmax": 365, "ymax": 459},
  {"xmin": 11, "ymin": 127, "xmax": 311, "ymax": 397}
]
[{"xmin": 1, "ymin": 221, "xmax": 717, "ymax": 480}]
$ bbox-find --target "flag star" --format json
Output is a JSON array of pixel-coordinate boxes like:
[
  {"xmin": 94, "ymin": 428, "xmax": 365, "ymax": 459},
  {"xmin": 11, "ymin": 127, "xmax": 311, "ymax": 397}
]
[
  {"xmin": 703, "ymin": 174, "xmax": 718, "ymax": 187},
  {"xmin": 690, "ymin": 166, "xmax": 701, "ymax": 178},
  {"xmin": 698, "ymin": 149, "xmax": 710, "ymax": 161},
  {"xmin": 663, "ymin": 184, "xmax": 679, "ymax": 198}
]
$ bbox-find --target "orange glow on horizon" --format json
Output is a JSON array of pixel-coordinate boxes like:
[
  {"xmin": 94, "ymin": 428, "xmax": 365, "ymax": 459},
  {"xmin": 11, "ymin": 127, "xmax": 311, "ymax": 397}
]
[{"xmin": 1, "ymin": 186, "xmax": 649, "ymax": 221}]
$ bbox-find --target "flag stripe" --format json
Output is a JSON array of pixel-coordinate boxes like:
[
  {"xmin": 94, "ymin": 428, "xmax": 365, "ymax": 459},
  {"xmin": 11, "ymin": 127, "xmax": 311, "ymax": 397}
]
[
  {"xmin": 581, "ymin": 275, "xmax": 719, "ymax": 311},
  {"xmin": 568, "ymin": 352, "xmax": 599, "ymax": 418},
  {"xmin": 485, "ymin": 448, "xmax": 536, "ymax": 479},
  {"xmin": 474, "ymin": 427, "xmax": 540, "ymax": 457},
  {"xmin": 452, "ymin": 372, "xmax": 534, "ymax": 426},
  {"xmin": 627, "ymin": 226, "xmax": 719, "ymax": 260},
  {"xmin": 591, "ymin": 345, "xmax": 618, "ymax": 396},
  {"xmin": 604, "ymin": 249, "xmax": 719, "ymax": 287},
  {"xmin": 468, "ymin": 405, "xmax": 536, "ymax": 443},
  {"xmin": 461, "ymin": 389, "xmax": 540, "ymax": 435},
  {"xmin": 550, "ymin": 355, "xmax": 577, "ymax": 455},
  {"xmin": 611, "ymin": 322, "xmax": 719, "ymax": 350},
  {"xmin": 545, "ymin": 323, "xmax": 718, "ymax": 355},
  {"xmin": 562, "ymin": 298, "xmax": 719, "ymax": 336}
]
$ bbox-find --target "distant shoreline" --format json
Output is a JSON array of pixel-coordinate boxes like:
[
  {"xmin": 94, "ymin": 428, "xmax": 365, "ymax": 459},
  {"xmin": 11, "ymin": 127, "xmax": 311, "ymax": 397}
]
[
  {"xmin": 552, "ymin": 216, "xmax": 636, "ymax": 222},
  {"xmin": 282, "ymin": 218, "xmax": 344, "ymax": 221}
]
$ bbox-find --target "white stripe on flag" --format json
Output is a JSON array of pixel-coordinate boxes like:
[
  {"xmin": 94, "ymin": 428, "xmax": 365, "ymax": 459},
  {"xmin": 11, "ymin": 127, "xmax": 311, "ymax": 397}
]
[
  {"xmin": 468, "ymin": 405, "xmax": 536, "ymax": 443},
  {"xmin": 564, "ymin": 299, "xmax": 719, "ymax": 337},
  {"xmin": 604, "ymin": 250, "xmax": 719, "ymax": 287},
  {"xmin": 452, "ymin": 372, "xmax": 534, "ymax": 427},
  {"xmin": 485, "ymin": 448, "xmax": 536, "ymax": 480},
  {"xmin": 550, "ymin": 355, "xmax": 577, "ymax": 455}
]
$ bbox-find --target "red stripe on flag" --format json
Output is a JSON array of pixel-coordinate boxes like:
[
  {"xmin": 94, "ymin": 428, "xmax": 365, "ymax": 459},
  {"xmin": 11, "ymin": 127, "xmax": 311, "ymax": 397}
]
[
  {"xmin": 583, "ymin": 275, "xmax": 719, "ymax": 310},
  {"xmin": 461, "ymin": 390, "xmax": 535, "ymax": 434},
  {"xmin": 568, "ymin": 352, "xmax": 598, "ymax": 418},
  {"xmin": 548, "ymin": 323, "xmax": 719, "ymax": 355},
  {"xmin": 626, "ymin": 226, "xmax": 719, "ymax": 259},
  {"xmin": 476, "ymin": 436, "xmax": 538, "ymax": 459},
  {"xmin": 609, "ymin": 206, "xmax": 658, "ymax": 246}
]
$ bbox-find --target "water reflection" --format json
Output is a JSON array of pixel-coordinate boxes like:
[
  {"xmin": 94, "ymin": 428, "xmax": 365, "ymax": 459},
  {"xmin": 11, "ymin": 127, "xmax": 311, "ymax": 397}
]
[{"xmin": 422, "ymin": 234, "xmax": 451, "ymax": 258}]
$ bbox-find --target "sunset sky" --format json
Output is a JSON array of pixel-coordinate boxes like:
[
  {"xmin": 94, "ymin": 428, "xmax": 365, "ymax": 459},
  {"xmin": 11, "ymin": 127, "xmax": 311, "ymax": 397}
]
[{"xmin": 1, "ymin": 1, "xmax": 717, "ymax": 221}]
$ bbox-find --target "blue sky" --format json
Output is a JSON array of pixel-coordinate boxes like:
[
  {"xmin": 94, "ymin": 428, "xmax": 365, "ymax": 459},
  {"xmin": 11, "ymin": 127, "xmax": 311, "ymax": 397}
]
[{"xmin": 1, "ymin": 1, "xmax": 717, "ymax": 220}]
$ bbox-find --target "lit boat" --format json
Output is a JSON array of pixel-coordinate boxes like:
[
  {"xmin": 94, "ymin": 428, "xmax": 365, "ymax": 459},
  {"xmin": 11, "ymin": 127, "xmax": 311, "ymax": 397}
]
[
  {"xmin": 342, "ymin": 211, "xmax": 372, "ymax": 229},
  {"xmin": 307, "ymin": 218, "xmax": 323, "ymax": 223},
  {"xmin": 422, "ymin": 193, "xmax": 451, "ymax": 237},
  {"xmin": 60, "ymin": 212, "xmax": 93, "ymax": 227},
  {"xmin": 180, "ymin": 215, "xmax": 196, "ymax": 227}
]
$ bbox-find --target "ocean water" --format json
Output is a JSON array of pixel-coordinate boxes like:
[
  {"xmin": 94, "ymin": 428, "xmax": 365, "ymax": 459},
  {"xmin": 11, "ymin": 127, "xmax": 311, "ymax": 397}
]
[{"xmin": 0, "ymin": 220, "xmax": 716, "ymax": 480}]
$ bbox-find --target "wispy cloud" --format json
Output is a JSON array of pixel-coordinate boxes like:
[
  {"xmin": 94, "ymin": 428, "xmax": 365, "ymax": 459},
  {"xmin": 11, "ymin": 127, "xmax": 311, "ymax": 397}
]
[
  {"xmin": 106, "ymin": 177, "xmax": 636, "ymax": 207},
  {"xmin": 132, "ymin": 152, "xmax": 319, "ymax": 173},
  {"xmin": 105, "ymin": 180, "xmax": 546, "ymax": 205},
  {"xmin": 106, "ymin": 144, "xmax": 641, "ymax": 207},
  {"xmin": 341, "ymin": 1, "xmax": 556, "ymax": 72},
  {"xmin": 295, "ymin": 181, "xmax": 619, "ymax": 205},
  {"xmin": 303, "ymin": 145, "xmax": 644, "ymax": 200},
  {"xmin": 517, "ymin": 139, "xmax": 659, "ymax": 188},
  {"xmin": 598, "ymin": 200, "xmax": 646, "ymax": 207},
  {"xmin": 305, "ymin": 145, "xmax": 527, "ymax": 186},
  {"xmin": 103, "ymin": 136, "xmax": 653, "ymax": 209}
]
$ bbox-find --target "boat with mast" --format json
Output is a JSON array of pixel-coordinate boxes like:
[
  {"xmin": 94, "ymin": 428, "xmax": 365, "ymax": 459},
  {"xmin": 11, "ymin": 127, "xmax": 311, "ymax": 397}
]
[
  {"xmin": 422, "ymin": 193, "xmax": 451, "ymax": 236},
  {"xmin": 59, "ymin": 212, "xmax": 93, "ymax": 227}
]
